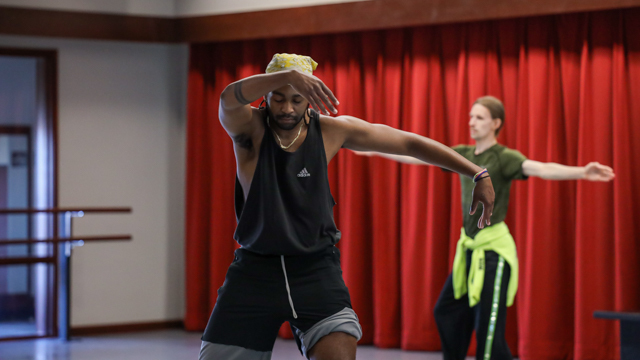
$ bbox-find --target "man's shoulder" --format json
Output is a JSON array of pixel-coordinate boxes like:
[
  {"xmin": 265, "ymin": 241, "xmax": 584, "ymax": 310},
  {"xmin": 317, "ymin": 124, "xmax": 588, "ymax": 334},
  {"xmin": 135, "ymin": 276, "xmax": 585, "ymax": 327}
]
[
  {"xmin": 319, "ymin": 113, "xmax": 354, "ymax": 124},
  {"xmin": 317, "ymin": 113, "xmax": 363, "ymax": 133},
  {"xmin": 495, "ymin": 145, "xmax": 527, "ymax": 163},
  {"xmin": 494, "ymin": 144, "xmax": 527, "ymax": 159},
  {"xmin": 452, "ymin": 144, "xmax": 473, "ymax": 155}
]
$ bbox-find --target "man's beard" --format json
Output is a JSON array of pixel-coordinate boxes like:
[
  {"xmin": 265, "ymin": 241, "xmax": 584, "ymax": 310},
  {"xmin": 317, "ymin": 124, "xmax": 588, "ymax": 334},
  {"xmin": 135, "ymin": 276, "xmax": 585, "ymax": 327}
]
[{"xmin": 269, "ymin": 109, "xmax": 306, "ymax": 131}]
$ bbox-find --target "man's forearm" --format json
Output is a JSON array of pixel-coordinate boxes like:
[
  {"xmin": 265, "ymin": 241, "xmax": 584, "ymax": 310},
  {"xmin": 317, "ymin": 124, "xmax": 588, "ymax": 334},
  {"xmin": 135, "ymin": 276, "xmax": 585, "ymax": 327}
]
[
  {"xmin": 538, "ymin": 163, "xmax": 585, "ymax": 180},
  {"xmin": 357, "ymin": 151, "xmax": 428, "ymax": 165},
  {"xmin": 220, "ymin": 71, "xmax": 292, "ymax": 110},
  {"xmin": 406, "ymin": 135, "xmax": 483, "ymax": 178}
]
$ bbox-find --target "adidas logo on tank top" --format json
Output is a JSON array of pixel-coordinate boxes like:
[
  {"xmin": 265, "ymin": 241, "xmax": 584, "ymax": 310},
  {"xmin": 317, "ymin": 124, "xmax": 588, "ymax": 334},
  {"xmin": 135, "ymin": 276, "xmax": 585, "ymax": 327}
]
[{"xmin": 297, "ymin": 168, "xmax": 311, "ymax": 178}]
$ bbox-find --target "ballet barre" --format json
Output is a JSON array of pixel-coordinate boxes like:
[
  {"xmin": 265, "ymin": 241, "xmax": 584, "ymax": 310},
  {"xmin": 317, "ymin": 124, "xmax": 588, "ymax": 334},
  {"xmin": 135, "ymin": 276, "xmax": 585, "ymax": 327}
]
[{"xmin": 0, "ymin": 207, "xmax": 132, "ymax": 341}]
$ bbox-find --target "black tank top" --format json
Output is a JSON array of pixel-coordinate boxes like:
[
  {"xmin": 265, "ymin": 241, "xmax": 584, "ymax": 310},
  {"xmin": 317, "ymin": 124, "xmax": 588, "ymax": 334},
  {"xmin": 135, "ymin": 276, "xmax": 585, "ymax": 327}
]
[{"xmin": 233, "ymin": 110, "xmax": 341, "ymax": 255}]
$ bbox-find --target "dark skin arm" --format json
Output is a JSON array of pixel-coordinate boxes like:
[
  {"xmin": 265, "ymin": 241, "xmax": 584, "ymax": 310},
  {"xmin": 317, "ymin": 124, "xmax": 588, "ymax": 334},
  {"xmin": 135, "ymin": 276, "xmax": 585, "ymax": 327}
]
[{"xmin": 321, "ymin": 115, "xmax": 495, "ymax": 228}]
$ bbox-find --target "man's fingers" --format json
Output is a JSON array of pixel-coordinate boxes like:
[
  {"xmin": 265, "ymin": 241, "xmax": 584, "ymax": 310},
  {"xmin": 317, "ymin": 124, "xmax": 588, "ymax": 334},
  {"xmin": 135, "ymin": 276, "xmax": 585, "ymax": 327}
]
[
  {"xmin": 597, "ymin": 167, "xmax": 615, "ymax": 181},
  {"xmin": 469, "ymin": 201, "xmax": 478, "ymax": 215},
  {"xmin": 313, "ymin": 94, "xmax": 329, "ymax": 115},
  {"xmin": 485, "ymin": 202, "xmax": 494, "ymax": 225},
  {"xmin": 316, "ymin": 90, "xmax": 335, "ymax": 115},
  {"xmin": 321, "ymin": 83, "xmax": 339, "ymax": 112},
  {"xmin": 306, "ymin": 96, "xmax": 320, "ymax": 113},
  {"xmin": 478, "ymin": 203, "xmax": 489, "ymax": 228},
  {"xmin": 315, "ymin": 94, "xmax": 330, "ymax": 115}
]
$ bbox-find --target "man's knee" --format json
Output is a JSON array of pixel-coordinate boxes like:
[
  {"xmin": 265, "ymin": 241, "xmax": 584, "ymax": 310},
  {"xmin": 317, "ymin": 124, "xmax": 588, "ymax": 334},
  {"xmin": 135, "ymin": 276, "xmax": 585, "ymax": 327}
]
[{"xmin": 308, "ymin": 332, "xmax": 357, "ymax": 360}]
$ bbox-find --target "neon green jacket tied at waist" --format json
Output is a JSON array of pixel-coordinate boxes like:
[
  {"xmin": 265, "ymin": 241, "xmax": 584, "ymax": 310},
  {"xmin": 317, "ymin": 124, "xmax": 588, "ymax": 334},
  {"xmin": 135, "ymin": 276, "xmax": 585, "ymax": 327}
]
[{"xmin": 452, "ymin": 222, "xmax": 519, "ymax": 307}]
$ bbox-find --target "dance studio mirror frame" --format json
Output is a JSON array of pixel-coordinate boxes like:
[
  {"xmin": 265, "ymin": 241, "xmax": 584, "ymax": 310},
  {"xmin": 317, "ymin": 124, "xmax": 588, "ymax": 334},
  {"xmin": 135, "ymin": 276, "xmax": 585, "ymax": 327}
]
[{"xmin": 0, "ymin": 48, "xmax": 58, "ymax": 341}]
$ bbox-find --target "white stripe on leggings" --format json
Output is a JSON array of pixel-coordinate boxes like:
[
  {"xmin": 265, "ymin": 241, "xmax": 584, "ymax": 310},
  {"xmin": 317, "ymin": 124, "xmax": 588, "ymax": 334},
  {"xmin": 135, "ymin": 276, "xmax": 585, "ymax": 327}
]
[{"xmin": 483, "ymin": 256, "xmax": 505, "ymax": 360}]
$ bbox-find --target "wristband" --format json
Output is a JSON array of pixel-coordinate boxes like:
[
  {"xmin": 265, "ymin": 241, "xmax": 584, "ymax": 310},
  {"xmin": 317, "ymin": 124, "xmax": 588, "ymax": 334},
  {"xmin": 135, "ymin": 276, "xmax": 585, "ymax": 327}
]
[{"xmin": 473, "ymin": 169, "xmax": 489, "ymax": 183}]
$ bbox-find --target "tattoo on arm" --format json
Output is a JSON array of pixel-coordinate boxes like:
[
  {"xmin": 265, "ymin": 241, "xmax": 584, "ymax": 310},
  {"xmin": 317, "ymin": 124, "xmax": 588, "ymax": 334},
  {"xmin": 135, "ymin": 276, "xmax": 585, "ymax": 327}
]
[{"xmin": 233, "ymin": 81, "xmax": 251, "ymax": 105}]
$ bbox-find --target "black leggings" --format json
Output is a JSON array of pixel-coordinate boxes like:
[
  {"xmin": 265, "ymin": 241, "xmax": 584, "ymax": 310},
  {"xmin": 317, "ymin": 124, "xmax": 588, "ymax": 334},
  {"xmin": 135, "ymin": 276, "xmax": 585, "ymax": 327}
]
[{"xmin": 434, "ymin": 250, "xmax": 513, "ymax": 360}]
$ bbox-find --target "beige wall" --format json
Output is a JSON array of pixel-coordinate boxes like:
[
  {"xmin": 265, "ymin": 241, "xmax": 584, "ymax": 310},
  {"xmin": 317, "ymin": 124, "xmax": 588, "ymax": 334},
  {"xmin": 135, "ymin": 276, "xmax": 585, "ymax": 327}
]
[
  {"xmin": 0, "ymin": 0, "xmax": 369, "ymax": 16},
  {"xmin": 0, "ymin": 35, "xmax": 188, "ymax": 326}
]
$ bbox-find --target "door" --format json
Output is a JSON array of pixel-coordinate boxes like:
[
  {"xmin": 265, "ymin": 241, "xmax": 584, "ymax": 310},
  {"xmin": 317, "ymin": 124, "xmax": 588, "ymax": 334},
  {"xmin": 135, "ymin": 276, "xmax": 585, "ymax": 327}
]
[{"xmin": 0, "ymin": 51, "xmax": 57, "ymax": 340}]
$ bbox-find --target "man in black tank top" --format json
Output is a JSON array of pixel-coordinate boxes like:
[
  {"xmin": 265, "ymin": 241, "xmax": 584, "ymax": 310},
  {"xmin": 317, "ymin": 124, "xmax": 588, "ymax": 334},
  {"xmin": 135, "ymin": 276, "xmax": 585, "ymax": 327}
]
[{"xmin": 199, "ymin": 54, "xmax": 496, "ymax": 360}]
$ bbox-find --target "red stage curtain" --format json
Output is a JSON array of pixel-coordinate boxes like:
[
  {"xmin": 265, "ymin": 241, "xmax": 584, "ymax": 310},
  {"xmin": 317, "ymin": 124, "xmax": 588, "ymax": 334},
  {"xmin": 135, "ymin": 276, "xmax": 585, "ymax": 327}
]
[{"xmin": 184, "ymin": 9, "xmax": 640, "ymax": 360}]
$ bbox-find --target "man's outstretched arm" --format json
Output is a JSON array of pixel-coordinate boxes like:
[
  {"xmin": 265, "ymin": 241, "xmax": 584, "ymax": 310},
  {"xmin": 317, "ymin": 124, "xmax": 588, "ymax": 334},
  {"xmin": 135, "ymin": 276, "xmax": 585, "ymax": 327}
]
[
  {"xmin": 327, "ymin": 115, "xmax": 495, "ymax": 228},
  {"xmin": 336, "ymin": 117, "xmax": 476, "ymax": 176},
  {"xmin": 350, "ymin": 151, "xmax": 430, "ymax": 165},
  {"xmin": 522, "ymin": 160, "xmax": 615, "ymax": 181}
]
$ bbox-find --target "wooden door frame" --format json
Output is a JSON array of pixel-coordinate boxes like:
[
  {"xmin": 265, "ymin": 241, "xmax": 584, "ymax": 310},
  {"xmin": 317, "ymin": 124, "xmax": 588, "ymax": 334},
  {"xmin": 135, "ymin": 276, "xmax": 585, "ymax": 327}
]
[{"xmin": 0, "ymin": 48, "xmax": 58, "ymax": 341}]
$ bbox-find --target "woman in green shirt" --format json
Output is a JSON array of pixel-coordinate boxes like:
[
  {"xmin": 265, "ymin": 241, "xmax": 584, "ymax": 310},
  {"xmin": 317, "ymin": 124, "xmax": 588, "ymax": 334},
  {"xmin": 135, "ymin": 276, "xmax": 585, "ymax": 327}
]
[{"xmin": 354, "ymin": 96, "xmax": 614, "ymax": 360}]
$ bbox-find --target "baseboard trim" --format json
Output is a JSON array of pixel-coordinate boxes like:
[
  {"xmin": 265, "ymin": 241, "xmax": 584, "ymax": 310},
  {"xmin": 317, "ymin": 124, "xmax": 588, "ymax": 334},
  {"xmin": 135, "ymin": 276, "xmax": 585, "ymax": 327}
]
[{"xmin": 70, "ymin": 319, "xmax": 184, "ymax": 336}]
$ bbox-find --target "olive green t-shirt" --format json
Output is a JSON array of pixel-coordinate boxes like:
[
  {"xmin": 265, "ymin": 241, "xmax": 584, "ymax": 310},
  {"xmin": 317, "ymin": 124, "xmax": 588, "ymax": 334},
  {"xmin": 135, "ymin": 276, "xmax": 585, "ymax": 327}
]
[{"xmin": 452, "ymin": 144, "xmax": 528, "ymax": 239}]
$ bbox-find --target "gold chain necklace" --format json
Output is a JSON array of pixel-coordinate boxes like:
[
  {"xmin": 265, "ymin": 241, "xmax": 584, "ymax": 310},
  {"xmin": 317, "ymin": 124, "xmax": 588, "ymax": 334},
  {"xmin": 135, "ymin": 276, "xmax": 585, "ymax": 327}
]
[{"xmin": 267, "ymin": 115, "xmax": 305, "ymax": 150}]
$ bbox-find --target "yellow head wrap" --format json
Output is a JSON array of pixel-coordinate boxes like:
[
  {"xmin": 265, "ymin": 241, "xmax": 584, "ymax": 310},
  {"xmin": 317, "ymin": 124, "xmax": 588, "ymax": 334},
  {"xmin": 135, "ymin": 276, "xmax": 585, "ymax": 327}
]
[{"xmin": 265, "ymin": 53, "xmax": 318, "ymax": 75}]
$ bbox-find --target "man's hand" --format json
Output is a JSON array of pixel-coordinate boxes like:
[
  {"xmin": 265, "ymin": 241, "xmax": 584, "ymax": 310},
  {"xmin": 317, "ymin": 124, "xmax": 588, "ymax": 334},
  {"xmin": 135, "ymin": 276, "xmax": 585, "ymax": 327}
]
[
  {"xmin": 584, "ymin": 162, "xmax": 615, "ymax": 182},
  {"xmin": 470, "ymin": 177, "xmax": 495, "ymax": 229},
  {"xmin": 287, "ymin": 70, "xmax": 339, "ymax": 115}
]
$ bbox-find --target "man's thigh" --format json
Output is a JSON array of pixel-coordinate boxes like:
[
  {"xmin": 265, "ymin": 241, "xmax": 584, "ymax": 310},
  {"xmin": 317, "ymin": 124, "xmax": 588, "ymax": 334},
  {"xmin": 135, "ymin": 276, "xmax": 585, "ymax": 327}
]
[
  {"xmin": 201, "ymin": 250, "xmax": 288, "ymax": 356},
  {"xmin": 308, "ymin": 332, "xmax": 357, "ymax": 360},
  {"xmin": 287, "ymin": 247, "xmax": 362, "ymax": 358}
]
